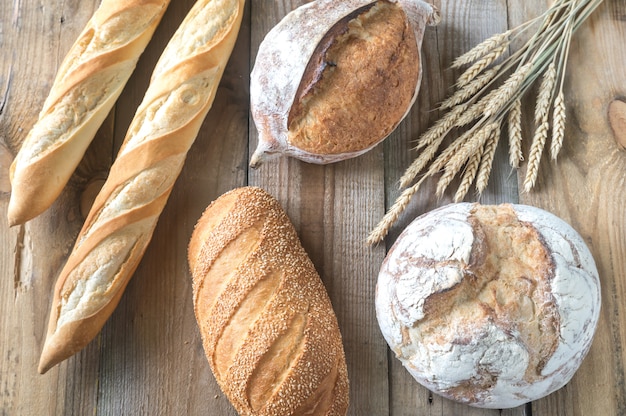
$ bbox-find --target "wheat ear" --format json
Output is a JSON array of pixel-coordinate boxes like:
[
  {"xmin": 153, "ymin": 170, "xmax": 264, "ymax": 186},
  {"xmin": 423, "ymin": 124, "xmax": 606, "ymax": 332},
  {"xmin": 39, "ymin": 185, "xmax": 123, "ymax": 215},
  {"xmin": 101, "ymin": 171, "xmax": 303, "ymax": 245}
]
[
  {"xmin": 551, "ymin": 89, "xmax": 566, "ymax": 160},
  {"xmin": 454, "ymin": 146, "xmax": 483, "ymax": 202},
  {"xmin": 452, "ymin": 31, "xmax": 512, "ymax": 68},
  {"xmin": 399, "ymin": 135, "xmax": 446, "ymax": 188},
  {"xmin": 524, "ymin": 63, "xmax": 557, "ymax": 192},
  {"xmin": 476, "ymin": 126, "xmax": 500, "ymax": 194},
  {"xmin": 436, "ymin": 123, "xmax": 496, "ymax": 197},
  {"xmin": 367, "ymin": 180, "xmax": 425, "ymax": 245},
  {"xmin": 508, "ymin": 98, "xmax": 523, "ymax": 168},
  {"xmin": 457, "ymin": 43, "xmax": 509, "ymax": 88},
  {"xmin": 441, "ymin": 65, "xmax": 501, "ymax": 110}
]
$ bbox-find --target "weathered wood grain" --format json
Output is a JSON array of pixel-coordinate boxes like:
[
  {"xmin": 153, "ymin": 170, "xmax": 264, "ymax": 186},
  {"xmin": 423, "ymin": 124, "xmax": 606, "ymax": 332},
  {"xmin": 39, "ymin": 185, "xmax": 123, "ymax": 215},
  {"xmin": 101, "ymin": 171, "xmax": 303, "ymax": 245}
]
[
  {"xmin": 383, "ymin": 1, "xmax": 525, "ymax": 415},
  {"xmin": 516, "ymin": 1, "xmax": 626, "ymax": 415},
  {"xmin": 0, "ymin": 0, "xmax": 623, "ymax": 415},
  {"xmin": 248, "ymin": 1, "xmax": 390, "ymax": 413}
]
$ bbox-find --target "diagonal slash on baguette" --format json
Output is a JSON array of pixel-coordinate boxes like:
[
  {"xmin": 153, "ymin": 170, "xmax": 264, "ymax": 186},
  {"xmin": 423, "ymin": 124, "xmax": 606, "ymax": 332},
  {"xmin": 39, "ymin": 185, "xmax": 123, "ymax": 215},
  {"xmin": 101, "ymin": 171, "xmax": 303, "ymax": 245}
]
[
  {"xmin": 38, "ymin": 0, "xmax": 246, "ymax": 374},
  {"xmin": 8, "ymin": 0, "xmax": 171, "ymax": 226}
]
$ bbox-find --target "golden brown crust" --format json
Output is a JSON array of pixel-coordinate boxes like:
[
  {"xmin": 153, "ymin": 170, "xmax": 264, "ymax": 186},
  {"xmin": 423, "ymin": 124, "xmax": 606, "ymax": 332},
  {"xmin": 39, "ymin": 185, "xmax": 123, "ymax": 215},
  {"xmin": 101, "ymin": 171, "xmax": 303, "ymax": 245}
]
[
  {"xmin": 8, "ymin": 0, "xmax": 171, "ymax": 226},
  {"xmin": 287, "ymin": 1, "xmax": 419, "ymax": 155},
  {"xmin": 188, "ymin": 186, "xmax": 349, "ymax": 416},
  {"xmin": 38, "ymin": 0, "xmax": 245, "ymax": 374}
]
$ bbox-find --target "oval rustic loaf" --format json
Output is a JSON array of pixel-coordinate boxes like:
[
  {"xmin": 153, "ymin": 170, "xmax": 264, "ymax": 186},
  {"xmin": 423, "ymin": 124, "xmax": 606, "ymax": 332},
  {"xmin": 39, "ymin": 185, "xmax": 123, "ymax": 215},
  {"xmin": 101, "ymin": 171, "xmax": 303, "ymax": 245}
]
[
  {"xmin": 376, "ymin": 203, "xmax": 601, "ymax": 409},
  {"xmin": 188, "ymin": 186, "xmax": 349, "ymax": 416},
  {"xmin": 249, "ymin": 0, "xmax": 439, "ymax": 166}
]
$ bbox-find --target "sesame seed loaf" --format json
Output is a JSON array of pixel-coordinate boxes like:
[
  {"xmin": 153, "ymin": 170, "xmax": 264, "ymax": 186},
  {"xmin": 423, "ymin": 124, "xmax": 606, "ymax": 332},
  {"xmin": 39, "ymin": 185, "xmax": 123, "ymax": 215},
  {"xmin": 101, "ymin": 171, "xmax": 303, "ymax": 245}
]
[
  {"xmin": 188, "ymin": 186, "xmax": 349, "ymax": 416},
  {"xmin": 376, "ymin": 203, "xmax": 601, "ymax": 408}
]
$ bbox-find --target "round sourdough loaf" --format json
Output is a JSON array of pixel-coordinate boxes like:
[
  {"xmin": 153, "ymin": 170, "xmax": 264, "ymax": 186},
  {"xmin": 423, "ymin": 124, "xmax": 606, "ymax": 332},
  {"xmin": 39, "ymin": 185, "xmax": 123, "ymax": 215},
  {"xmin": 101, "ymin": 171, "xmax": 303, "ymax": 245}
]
[{"xmin": 375, "ymin": 203, "xmax": 601, "ymax": 409}]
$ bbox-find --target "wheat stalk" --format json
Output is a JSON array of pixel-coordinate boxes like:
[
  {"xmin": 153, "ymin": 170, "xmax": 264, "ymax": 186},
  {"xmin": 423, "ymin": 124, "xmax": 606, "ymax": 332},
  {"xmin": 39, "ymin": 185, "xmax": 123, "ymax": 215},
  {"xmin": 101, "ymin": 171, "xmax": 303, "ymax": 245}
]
[
  {"xmin": 523, "ymin": 62, "xmax": 557, "ymax": 192},
  {"xmin": 436, "ymin": 125, "xmax": 492, "ymax": 197},
  {"xmin": 454, "ymin": 148, "xmax": 483, "ymax": 202},
  {"xmin": 457, "ymin": 43, "xmax": 509, "ymax": 87},
  {"xmin": 452, "ymin": 31, "xmax": 512, "ymax": 68},
  {"xmin": 399, "ymin": 135, "xmax": 446, "ymax": 188},
  {"xmin": 508, "ymin": 98, "xmax": 523, "ymax": 168},
  {"xmin": 368, "ymin": 0, "xmax": 605, "ymax": 245},
  {"xmin": 441, "ymin": 65, "xmax": 502, "ymax": 110},
  {"xmin": 551, "ymin": 91, "xmax": 566, "ymax": 159},
  {"xmin": 485, "ymin": 63, "xmax": 534, "ymax": 117},
  {"xmin": 367, "ymin": 181, "xmax": 424, "ymax": 245},
  {"xmin": 413, "ymin": 103, "xmax": 468, "ymax": 151},
  {"xmin": 476, "ymin": 126, "xmax": 500, "ymax": 194}
]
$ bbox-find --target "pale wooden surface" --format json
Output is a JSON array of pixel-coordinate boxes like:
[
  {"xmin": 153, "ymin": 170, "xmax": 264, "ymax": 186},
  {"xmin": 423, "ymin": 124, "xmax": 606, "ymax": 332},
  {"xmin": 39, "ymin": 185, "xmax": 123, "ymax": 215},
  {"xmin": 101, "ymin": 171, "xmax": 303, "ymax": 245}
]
[{"xmin": 0, "ymin": 0, "xmax": 624, "ymax": 415}]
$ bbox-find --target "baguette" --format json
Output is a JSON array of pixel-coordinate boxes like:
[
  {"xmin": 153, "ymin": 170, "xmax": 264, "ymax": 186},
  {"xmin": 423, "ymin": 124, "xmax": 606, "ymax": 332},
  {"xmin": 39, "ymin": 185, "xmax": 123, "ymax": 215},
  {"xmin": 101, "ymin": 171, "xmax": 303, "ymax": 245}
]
[
  {"xmin": 8, "ymin": 0, "xmax": 171, "ymax": 226},
  {"xmin": 38, "ymin": 0, "xmax": 245, "ymax": 374},
  {"xmin": 188, "ymin": 186, "xmax": 350, "ymax": 416}
]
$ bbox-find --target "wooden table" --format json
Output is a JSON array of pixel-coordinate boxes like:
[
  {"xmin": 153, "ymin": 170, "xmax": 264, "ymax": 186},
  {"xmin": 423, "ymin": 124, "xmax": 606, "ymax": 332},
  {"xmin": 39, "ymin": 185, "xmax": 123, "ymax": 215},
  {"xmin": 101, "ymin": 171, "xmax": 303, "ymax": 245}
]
[{"xmin": 1, "ymin": 0, "xmax": 624, "ymax": 415}]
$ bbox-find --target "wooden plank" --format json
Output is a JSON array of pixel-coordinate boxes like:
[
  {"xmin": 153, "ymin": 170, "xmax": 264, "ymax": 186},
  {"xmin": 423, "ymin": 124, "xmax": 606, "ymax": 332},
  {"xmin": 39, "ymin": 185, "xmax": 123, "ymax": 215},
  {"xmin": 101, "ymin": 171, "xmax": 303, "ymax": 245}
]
[
  {"xmin": 383, "ymin": 0, "xmax": 525, "ymax": 415},
  {"xmin": 89, "ymin": 1, "xmax": 251, "ymax": 414},
  {"xmin": 516, "ymin": 1, "xmax": 626, "ymax": 415},
  {"xmin": 248, "ymin": 2, "xmax": 390, "ymax": 414},
  {"xmin": 0, "ymin": 1, "xmax": 101, "ymax": 414}
]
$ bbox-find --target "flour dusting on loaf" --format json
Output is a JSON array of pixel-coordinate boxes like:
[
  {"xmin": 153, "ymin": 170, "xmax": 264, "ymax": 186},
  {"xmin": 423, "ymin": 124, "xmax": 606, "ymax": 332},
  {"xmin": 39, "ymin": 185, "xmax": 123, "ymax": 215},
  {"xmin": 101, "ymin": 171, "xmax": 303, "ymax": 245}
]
[
  {"xmin": 188, "ymin": 186, "xmax": 349, "ymax": 415},
  {"xmin": 376, "ymin": 203, "xmax": 601, "ymax": 409}
]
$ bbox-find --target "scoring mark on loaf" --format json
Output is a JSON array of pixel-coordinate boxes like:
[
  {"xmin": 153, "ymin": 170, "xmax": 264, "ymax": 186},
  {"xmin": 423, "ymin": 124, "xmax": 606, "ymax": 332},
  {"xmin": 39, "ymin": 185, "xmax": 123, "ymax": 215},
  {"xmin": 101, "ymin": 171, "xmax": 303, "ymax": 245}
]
[
  {"xmin": 60, "ymin": 3, "xmax": 165, "ymax": 74},
  {"xmin": 194, "ymin": 221, "xmax": 263, "ymax": 342},
  {"xmin": 57, "ymin": 221, "xmax": 150, "ymax": 328},
  {"xmin": 291, "ymin": 355, "xmax": 340, "ymax": 415},
  {"xmin": 247, "ymin": 312, "xmax": 308, "ymax": 411},
  {"xmin": 17, "ymin": 67, "xmax": 127, "ymax": 163},
  {"xmin": 214, "ymin": 269, "xmax": 284, "ymax": 379},
  {"xmin": 154, "ymin": 0, "xmax": 239, "ymax": 79},
  {"xmin": 122, "ymin": 72, "xmax": 219, "ymax": 153}
]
